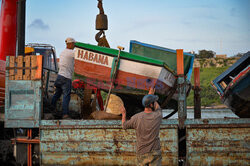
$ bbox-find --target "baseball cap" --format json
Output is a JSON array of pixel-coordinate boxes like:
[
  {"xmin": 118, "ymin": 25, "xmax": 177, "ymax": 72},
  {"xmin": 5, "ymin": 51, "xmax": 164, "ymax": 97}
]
[
  {"xmin": 65, "ymin": 37, "xmax": 76, "ymax": 43},
  {"xmin": 142, "ymin": 94, "xmax": 159, "ymax": 107}
]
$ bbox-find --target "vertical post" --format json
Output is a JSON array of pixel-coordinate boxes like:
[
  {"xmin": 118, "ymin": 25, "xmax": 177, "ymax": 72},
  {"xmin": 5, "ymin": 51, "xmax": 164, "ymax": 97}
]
[
  {"xmin": 27, "ymin": 129, "xmax": 32, "ymax": 166},
  {"xmin": 194, "ymin": 67, "xmax": 201, "ymax": 118},
  {"xmin": 176, "ymin": 49, "xmax": 186, "ymax": 129},
  {"xmin": 17, "ymin": 0, "xmax": 26, "ymax": 56},
  {"xmin": 177, "ymin": 49, "xmax": 184, "ymax": 76}
]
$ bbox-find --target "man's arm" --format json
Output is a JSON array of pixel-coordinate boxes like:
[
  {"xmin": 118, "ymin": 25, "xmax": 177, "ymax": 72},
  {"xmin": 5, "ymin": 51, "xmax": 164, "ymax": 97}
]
[
  {"xmin": 148, "ymin": 86, "xmax": 155, "ymax": 95},
  {"xmin": 121, "ymin": 105, "xmax": 126, "ymax": 128},
  {"xmin": 148, "ymin": 87, "xmax": 161, "ymax": 110},
  {"xmin": 154, "ymin": 101, "xmax": 161, "ymax": 110},
  {"xmin": 121, "ymin": 105, "xmax": 137, "ymax": 129}
]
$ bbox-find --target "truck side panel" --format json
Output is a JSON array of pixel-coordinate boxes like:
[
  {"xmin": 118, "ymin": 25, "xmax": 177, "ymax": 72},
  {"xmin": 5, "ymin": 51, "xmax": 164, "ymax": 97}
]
[
  {"xmin": 186, "ymin": 119, "xmax": 250, "ymax": 166},
  {"xmin": 5, "ymin": 80, "xmax": 42, "ymax": 128},
  {"xmin": 40, "ymin": 120, "xmax": 178, "ymax": 165},
  {"xmin": 5, "ymin": 56, "xmax": 42, "ymax": 128}
]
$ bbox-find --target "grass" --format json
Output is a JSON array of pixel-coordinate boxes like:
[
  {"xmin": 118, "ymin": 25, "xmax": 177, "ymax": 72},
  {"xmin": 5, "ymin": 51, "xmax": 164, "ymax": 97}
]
[{"xmin": 187, "ymin": 66, "xmax": 229, "ymax": 106}]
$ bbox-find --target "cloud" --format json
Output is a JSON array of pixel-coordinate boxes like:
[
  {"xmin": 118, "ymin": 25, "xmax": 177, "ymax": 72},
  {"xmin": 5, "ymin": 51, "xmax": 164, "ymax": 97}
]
[
  {"xmin": 230, "ymin": 8, "xmax": 238, "ymax": 17},
  {"xmin": 28, "ymin": 19, "xmax": 50, "ymax": 30}
]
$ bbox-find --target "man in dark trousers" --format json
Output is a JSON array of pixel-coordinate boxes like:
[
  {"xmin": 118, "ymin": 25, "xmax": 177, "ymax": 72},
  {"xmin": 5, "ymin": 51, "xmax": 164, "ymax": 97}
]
[
  {"xmin": 121, "ymin": 87, "xmax": 162, "ymax": 166},
  {"xmin": 51, "ymin": 37, "xmax": 75, "ymax": 119}
]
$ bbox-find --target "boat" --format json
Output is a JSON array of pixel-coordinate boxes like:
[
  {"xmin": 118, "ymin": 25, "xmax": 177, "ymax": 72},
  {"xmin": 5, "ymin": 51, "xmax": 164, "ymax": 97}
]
[
  {"xmin": 73, "ymin": 41, "xmax": 194, "ymax": 113},
  {"xmin": 212, "ymin": 52, "xmax": 250, "ymax": 118},
  {"xmin": 74, "ymin": 42, "xmax": 176, "ymax": 97}
]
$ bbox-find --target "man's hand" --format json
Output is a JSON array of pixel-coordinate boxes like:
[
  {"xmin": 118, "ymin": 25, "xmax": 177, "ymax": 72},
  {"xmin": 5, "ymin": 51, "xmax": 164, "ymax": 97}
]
[
  {"xmin": 148, "ymin": 87, "xmax": 155, "ymax": 95},
  {"xmin": 154, "ymin": 101, "xmax": 160, "ymax": 110}
]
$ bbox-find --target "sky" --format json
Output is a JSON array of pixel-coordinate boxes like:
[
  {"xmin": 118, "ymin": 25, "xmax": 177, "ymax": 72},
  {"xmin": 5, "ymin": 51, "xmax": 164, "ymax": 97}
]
[{"xmin": 2, "ymin": 0, "xmax": 250, "ymax": 57}]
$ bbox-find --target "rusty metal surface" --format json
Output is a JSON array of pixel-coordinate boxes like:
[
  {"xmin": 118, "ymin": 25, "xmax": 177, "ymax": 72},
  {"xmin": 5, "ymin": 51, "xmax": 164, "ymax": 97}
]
[
  {"xmin": 186, "ymin": 121, "xmax": 250, "ymax": 166},
  {"xmin": 185, "ymin": 118, "xmax": 250, "ymax": 128},
  {"xmin": 40, "ymin": 119, "xmax": 179, "ymax": 129},
  {"xmin": 4, "ymin": 80, "xmax": 42, "ymax": 128},
  {"xmin": 40, "ymin": 120, "xmax": 178, "ymax": 165},
  {"xmin": 177, "ymin": 75, "xmax": 187, "ymax": 129},
  {"xmin": 0, "ymin": 60, "xmax": 5, "ymax": 109}
]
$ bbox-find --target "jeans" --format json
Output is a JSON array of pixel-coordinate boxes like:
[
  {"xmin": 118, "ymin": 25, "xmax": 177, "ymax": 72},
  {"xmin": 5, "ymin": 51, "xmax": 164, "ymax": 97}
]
[{"xmin": 51, "ymin": 74, "xmax": 72, "ymax": 115}]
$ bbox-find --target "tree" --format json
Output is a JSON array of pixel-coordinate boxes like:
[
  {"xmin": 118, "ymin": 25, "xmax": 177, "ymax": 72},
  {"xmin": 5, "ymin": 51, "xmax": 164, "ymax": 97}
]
[
  {"xmin": 233, "ymin": 53, "xmax": 244, "ymax": 58},
  {"xmin": 196, "ymin": 50, "xmax": 216, "ymax": 59}
]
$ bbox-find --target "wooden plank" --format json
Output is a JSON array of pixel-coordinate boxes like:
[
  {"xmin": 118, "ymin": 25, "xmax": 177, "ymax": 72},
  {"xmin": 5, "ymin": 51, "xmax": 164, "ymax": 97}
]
[
  {"xmin": 31, "ymin": 55, "xmax": 37, "ymax": 80},
  {"xmin": 23, "ymin": 56, "xmax": 31, "ymax": 80},
  {"xmin": 91, "ymin": 92, "xmax": 97, "ymax": 112},
  {"xmin": 194, "ymin": 67, "xmax": 200, "ymax": 87},
  {"xmin": 82, "ymin": 88, "xmax": 92, "ymax": 118},
  {"xmin": 9, "ymin": 56, "xmax": 15, "ymax": 80},
  {"xmin": 15, "ymin": 56, "xmax": 23, "ymax": 80},
  {"xmin": 34, "ymin": 55, "xmax": 43, "ymax": 80},
  {"xmin": 176, "ymin": 49, "xmax": 184, "ymax": 75}
]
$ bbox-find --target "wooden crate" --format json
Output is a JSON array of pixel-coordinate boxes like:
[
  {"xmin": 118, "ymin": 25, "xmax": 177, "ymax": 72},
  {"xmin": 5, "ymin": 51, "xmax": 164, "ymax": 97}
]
[{"xmin": 6, "ymin": 55, "xmax": 43, "ymax": 80}]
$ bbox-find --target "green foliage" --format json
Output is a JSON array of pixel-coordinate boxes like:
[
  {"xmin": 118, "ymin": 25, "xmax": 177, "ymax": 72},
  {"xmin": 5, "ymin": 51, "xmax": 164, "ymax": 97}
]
[
  {"xmin": 198, "ymin": 59, "xmax": 206, "ymax": 67},
  {"xmin": 227, "ymin": 57, "xmax": 234, "ymax": 60},
  {"xmin": 200, "ymin": 86, "xmax": 219, "ymax": 106},
  {"xmin": 209, "ymin": 61, "xmax": 216, "ymax": 67},
  {"xmin": 187, "ymin": 66, "xmax": 229, "ymax": 106},
  {"xmin": 233, "ymin": 53, "xmax": 244, "ymax": 57},
  {"xmin": 196, "ymin": 50, "xmax": 215, "ymax": 58},
  {"xmin": 223, "ymin": 61, "xmax": 227, "ymax": 66},
  {"xmin": 217, "ymin": 61, "xmax": 223, "ymax": 65},
  {"xmin": 187, "ymin": 90, "xmax": 194, "ymax": 106}
]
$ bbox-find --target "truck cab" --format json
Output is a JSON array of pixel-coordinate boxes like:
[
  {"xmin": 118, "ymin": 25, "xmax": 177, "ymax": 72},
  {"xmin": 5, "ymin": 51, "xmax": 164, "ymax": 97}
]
[
  {"xmin": 4, "ymin": 43, "xmax": 58, "ymax": 128},
  {"xmin": 25, "ymin": 43, "xmax": 58, "ymax": 74}
]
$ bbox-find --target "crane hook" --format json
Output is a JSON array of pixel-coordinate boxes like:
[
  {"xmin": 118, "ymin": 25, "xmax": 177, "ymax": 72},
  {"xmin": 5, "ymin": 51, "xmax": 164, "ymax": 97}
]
[{"xmin": 95, "ymin": 0, "xmax": 110, "ymax": 47}]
